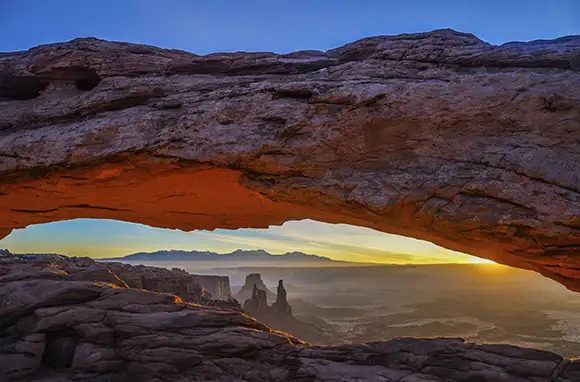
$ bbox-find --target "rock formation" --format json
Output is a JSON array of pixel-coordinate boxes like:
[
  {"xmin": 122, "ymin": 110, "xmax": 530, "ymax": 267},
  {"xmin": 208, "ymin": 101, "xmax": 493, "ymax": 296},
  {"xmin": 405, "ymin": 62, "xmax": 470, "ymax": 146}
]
[
  {"xmin": 192, "ymin": 274, "xmax": 231, "ymax": 300},
  {"xmin": 1, "ymin": 254, "xmax": 579, "ymax": 381},
  {"xmin": 101, "ymin": 261, "xmax": 242, "ymax": 310},
  {"xmin": 272, "ymin": 279, "xmax": 292, "ymax": 315},
  {"xmin": 105, "ymin": 262, "xmax": 204, "ymax": 302},
  {"xmin": 0, "ymin": 251, "xmax": 240, "ymax": 310},
  {"xmin": 109, "ymin": 261, "xmax": 233, "ymax": 301},
  {"xmin": 244, "ymin": 284, "xmax": 269, "ymax": 313},
  {"xmin": 0, "ymin": 30, "xmax": 579, "ymax": 290},
  {"xmin": 242, "ymin": 277, "xmax": 332, "ymax": 345},
  {"xmin": 235, "ymin": 273, "xmax": 277, "ymax": 303}
]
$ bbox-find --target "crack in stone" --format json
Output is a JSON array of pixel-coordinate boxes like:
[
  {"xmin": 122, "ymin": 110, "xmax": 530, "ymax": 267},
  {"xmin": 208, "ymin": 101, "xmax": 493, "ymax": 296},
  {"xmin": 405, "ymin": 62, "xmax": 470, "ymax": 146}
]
[
  {"xmin": 423, "ymin": 155, "xmax": 580, "ymax": 196},
  {"xmin": 549, "ymin": 357, "xmax": 570, "ymax": 381},
  {"xmin": 11, "ymin": 204, "xmax": 131, "ymax": 213}
]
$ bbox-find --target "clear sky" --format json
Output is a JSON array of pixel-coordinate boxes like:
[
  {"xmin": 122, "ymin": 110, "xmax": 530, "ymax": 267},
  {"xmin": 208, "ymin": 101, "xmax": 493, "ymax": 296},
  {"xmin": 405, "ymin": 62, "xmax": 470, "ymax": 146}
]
[
  {"xmin": 2, "ymin": 219, "xmax": 488, "ymax": 264},
  {"xmin": 1, "ymin": 0, "xmax": 578, "ymax": 53},
  {"xmin": 0, "ymin": 1, "xmax": 577, "ymax": 263}
]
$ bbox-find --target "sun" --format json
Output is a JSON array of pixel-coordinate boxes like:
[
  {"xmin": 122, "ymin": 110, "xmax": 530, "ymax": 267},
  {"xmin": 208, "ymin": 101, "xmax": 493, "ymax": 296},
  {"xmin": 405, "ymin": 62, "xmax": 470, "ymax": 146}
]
[{"xmin": 469, "ymin": 257, "xmax": 498, "ymax": 264}]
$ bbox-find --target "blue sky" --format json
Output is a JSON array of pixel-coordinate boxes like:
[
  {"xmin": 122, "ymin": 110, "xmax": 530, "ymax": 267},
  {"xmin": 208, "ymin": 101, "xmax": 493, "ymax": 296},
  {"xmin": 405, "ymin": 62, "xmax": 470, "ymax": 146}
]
[
  {"xmin": 0, "ymin": 1, "xmax": 577, "ymax": 263},
  {"xmin": 1, "ymin": 1, "xmax": 578, "ymax": 53},
  {"xmin": 1, "ymin": 219, "xmax": 487, "ymax": 263}
]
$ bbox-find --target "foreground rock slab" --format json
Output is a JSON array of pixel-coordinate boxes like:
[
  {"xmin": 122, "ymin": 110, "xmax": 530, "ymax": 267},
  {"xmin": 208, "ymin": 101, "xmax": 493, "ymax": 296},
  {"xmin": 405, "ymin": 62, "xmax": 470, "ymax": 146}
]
[
  {"xmin": 0, "ymin": 29, "xmax": 579, "ymax": 291},
  {"xmin": 0, "ymin": 255, "xmax": 578, "ymax": 381}
]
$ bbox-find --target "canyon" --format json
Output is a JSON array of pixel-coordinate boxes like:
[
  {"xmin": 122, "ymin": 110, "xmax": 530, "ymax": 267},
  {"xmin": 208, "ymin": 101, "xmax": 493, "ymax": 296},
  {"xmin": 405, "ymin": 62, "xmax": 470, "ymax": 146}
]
[
  {"xmin": 104, "ymin": 261, "xmax": 237, "ymax": 308},
  {"xmin": 1, "ymin": 252, "xmax": 579, "ymax": 381}
]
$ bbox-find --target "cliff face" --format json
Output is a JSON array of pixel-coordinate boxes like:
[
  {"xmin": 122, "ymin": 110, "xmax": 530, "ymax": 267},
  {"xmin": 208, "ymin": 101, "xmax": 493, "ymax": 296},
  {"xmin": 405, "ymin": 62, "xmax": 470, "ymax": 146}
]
[
  {"xmin": 108, "ymin": 261, "xmax": 233, "ymax": 301},
  {"xmin": 0, "ymin": 30, "xmax": 579, "ymax": 290},
  {"xmin": 105, "ymin": 262, "xmax": 204, "ymax": 302},
  {"xmin": 236, "ymin": 273, "xmax": 277, "ymax": 303},
  {"xmin": 1, "ymin": 254, "xmax": 578, "ymax": 382},
  {"xmin": 104, "ymin": 261, "xmax": 241, "ymax": 310},
  {"xmin": 192, "ymin": 274, "xmax": 232, "ymax": 300}
]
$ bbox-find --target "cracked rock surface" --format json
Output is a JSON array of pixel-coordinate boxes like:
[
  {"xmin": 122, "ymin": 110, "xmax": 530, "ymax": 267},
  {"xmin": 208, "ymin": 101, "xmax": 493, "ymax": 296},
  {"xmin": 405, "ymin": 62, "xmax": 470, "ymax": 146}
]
[
  {"xmin": 1, "ymin": 254, "xmax": 579, "ymax": 382},
  {"xmin": 0, "ymin": 29, "xmax": 580, "ymax": 291}
]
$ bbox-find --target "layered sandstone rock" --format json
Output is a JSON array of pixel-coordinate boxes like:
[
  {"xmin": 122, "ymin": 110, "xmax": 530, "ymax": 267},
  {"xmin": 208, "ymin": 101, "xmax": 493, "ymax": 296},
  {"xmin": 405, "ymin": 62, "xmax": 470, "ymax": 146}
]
[
  {"xmin": 107, "ymin": 261, "xmax": 234, "ymax": 301},
  {"xmin": 193, "ymin": 274, "xmax": 232, "ymax": 300},
  {"xmin": 243, "ymin": 280, "xmax": 291, "ymax": 317},
  {"xmin": 0, "ymin": 29, "xmax": 579, "ymax": 291},
  {"xmin": 236, "ymin": 273, "xmax": 277, "ymax": 303},
  {"xmin": 242, "ymin": 278, "xmax": 329, "ymax": 345},
  {"xmin": 106, "ymin": 261, "xmax": 204, "ymax": 301},
  {"xmin": 0, "ymin": 251, "xmax": 128, "ymax": 288},
  {"xmin": 1, "ymin": 255, "xmax": 578, "ymax": 382},
  {"xmin": 272, "ymin": 280, "xmax": 292, "ymax": 315},
  {"xmin": 0, "ymin": 251, "xmax": 239, "ymax": 310},
  {"xmin": 244, "ymin": 283, "xmax": 269, "ymax": 313},
  {"xmin": 98, "ymin": 260, "xmax": 242, "ymax": 310}
]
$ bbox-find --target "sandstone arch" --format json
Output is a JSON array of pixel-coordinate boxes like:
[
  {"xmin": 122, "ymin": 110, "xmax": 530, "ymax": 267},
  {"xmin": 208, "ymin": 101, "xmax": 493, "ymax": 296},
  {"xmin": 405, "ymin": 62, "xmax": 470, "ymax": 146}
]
[{"xmin": 1, "ymin": 30, "xmax": 579, "ymax": 290}]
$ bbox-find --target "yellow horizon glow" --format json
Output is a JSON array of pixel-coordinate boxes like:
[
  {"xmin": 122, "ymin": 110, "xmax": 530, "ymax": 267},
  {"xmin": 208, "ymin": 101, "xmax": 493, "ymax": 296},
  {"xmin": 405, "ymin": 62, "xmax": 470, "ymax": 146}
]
[
  {"xmin": 467, "ymin": 258, "xmax": 498, "ymax": 264},
  {"xmin": 0, "ymin": 218, "xmax": 496, "ymax": 265}
]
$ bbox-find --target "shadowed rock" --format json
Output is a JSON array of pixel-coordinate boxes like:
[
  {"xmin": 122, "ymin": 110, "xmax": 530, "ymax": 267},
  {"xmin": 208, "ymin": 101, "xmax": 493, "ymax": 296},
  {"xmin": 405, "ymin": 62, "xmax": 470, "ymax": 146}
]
[
  {"xmin": 1, "ymin": 254, "xmax": 578, "ymax": 381},
  {"xmin": 272, "ymin": 279, "xmax": 292, "ymax": 315},
  {"xmin": 236, "ymin": 273, "xmax": 277, "ymax": 303}
]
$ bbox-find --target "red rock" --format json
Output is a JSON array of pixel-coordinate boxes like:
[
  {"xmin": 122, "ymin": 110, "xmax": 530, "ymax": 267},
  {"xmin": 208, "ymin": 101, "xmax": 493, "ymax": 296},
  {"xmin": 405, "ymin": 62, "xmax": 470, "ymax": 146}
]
[{"xmin": 0, "ymin": 29, "xmax": 579, "ymax": 291}]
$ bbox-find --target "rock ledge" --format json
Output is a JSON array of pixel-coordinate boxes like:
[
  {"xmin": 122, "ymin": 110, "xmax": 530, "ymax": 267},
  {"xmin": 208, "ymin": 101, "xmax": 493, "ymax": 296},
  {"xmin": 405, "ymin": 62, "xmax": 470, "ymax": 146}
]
[{"xmin": 0, "ymin": 254, "xmax": 579, "ymax": 381}]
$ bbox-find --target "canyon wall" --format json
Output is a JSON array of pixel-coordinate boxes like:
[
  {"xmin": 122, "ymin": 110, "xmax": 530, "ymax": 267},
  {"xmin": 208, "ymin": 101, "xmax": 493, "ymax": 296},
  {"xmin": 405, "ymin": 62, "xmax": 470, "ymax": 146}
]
[
  {"xmin": 192, "ymin": 274, "xmax": 232, "ymax": 300},
  {"xmin": 105, "ymin": 262, "xmax": 204, "ymax": 302},
  {"xmin": 0, "ymin": 29, "xmax": 579, "ymax": 290}
]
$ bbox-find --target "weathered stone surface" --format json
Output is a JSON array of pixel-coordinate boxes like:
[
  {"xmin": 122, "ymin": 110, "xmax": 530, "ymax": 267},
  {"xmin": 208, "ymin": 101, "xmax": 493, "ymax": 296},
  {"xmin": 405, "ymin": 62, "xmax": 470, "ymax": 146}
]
[
  {"xmin": 193, "ymin": 274, "xmax": 232, "ymax": 300},
  {"xmin": 104, "ymin": 261, "xmax": 240, "ymax": 309},
  {"xmin": 236, "ymin": 273, "xmax": 277, "ymax": 303},
  {"xmin": 1, "ymin": 255, "xmax": 578, "ymax": 381},
  {"xmin": 0, "ymin": 29, "xmax": 579, "ymax": 290},
  {"xmin": 242, "ymin": 277, "xmax": 330, "ymax": 345},
  {"xmin": 272, "ymin": 280, "xmax": 291, "ymax": 315},
  {"xmin": 105, "ymin": 261, "xmax": 204, "ymax": 301},
  {"xmin": 245, "ymin": 283, "xmax": 269, "ymax": 313},
  {"xmin": 0, "ymin": 251, "xmax": 241, "ymax": 311}
]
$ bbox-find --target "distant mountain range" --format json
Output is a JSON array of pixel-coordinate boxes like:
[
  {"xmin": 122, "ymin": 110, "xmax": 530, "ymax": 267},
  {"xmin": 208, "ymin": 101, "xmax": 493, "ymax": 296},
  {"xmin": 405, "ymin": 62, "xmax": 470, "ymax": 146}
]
[{"xmin": 100, "ymin": 249, "xmax": 349, "ymax": 263}]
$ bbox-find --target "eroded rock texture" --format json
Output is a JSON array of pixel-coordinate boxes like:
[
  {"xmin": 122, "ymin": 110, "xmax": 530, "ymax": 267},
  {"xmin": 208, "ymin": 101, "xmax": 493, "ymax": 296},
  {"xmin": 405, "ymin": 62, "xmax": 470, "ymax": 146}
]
[
  {"xmin": 193, "ymin": 274, "xmax": 232, "ymax": 300},
  {"xmin": 0, "ymin": 29, "xmax": 580, "ymax": 289},
  {"xmin": 106, "ymin": 261, "xmax": 205, "ymax": 301},
  {"xmin": 236, "ymin": 273, "xmax": 277, "ymax": 303},
  {"xmin": 1, "ymin": 254, "xmax": 578, "ymax": 382},
  {"xmin": 242, "ymin": 278, "xmax": 330, "ymax": 345}
]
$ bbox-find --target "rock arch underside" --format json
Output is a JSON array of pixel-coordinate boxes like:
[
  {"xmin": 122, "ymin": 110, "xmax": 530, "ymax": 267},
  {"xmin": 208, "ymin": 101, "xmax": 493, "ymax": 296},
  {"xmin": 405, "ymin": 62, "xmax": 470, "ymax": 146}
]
[
  {"xmin": 1, "ymin": 29, "xmax": 580, "ymax": 381},
  {"xmin": 2, "ymin": 29, "xmax": 580, "ymax": 290}
]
